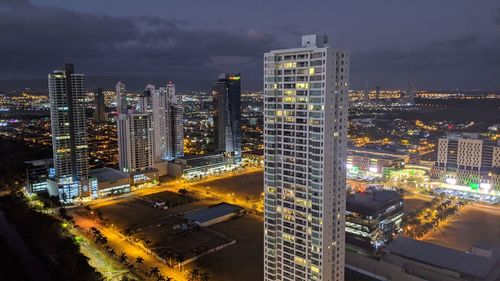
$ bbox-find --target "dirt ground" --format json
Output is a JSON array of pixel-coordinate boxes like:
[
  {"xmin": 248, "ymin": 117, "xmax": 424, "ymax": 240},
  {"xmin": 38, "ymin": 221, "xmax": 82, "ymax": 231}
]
[
  {"xmin": 190, "ymin": 171, "xmax": 263, "ymax": 202},
  {"xmin": 195, "ymin": 215, "xmax": 264, "ymax": 281},
  {"xmin": 422, "ymin": 204, "xmax": 500, "ymax": 251}
]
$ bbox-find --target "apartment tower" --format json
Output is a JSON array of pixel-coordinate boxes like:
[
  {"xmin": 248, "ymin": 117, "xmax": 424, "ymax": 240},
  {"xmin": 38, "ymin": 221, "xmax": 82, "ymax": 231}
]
[
  {"xmin": 212, "ymin": 73, "xmax": 242, "ymax": 161},
  {"xmin": 48, "ymin": 63, "xmax": 89, "ymax": 200},
  {"xmin": 263, "ymin": 35, "xmax": 349, "ymax": 281}
]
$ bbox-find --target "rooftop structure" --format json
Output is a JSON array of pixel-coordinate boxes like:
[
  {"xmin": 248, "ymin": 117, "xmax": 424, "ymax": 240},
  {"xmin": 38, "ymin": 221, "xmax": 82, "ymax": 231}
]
[
  {"xmin": 384, "ymin": 237, "xmax": 499, "ymax": 280},
  {"xmin": 184, "ymin": 203, "xmax": 243, "ymax": 227}
]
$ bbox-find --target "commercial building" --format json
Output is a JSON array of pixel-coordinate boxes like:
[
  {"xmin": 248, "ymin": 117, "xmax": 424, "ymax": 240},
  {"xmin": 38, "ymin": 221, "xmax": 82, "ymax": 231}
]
[
  {"xmin": 88, "ymin": 167, "xmax": 130, "ymax": 198},
  {"xmin": 213, "ymin": 73, "xmax": 242, "ymax": 161},
  {"xmin": 346, "ymin": 149, "xmax": 406, "ymax": 177},
  {"xmin": 25, "ymin": 159, "xmax": 53, "ymax": 194},
  {"xmin": 345, "ymin": 189, "xmax": 403, "ymax": 252},
  {"xmin": 47, "ymin": 64, "xmax": 90, "ymax": 201},
  {"xmin": 263, "ymin": 34, "xmax": 349, "ymax": 281},
  {"xmin": 431, "ymin": 133, "xmax": 500, "ymax": 191},
  {"xmin": 93, "ymin": 87, "xmax": 106, "ymax": 123}
]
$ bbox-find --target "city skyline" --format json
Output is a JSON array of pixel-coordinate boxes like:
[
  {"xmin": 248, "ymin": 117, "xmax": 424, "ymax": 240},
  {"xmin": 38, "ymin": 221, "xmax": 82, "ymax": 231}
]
[
  {"xmin": 0, "ymin": 2, "xmax": 499, "ymax": 281},
  {"xmin": 0, "ymin": 0, "xmax": 499, "ymax": 91}
]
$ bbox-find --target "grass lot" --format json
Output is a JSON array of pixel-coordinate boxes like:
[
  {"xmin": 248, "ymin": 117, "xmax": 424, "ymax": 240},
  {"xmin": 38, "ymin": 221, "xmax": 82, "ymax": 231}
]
[{"xmin": 195, "ymin": 215, "xmax": 264, "ymax": 281}]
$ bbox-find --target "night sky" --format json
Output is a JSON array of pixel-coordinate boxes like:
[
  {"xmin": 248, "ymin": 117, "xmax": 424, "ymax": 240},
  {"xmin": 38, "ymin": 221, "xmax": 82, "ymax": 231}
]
[{"xmin": 1, "ymin": 0, "xmax": 499, "ymax": 91}]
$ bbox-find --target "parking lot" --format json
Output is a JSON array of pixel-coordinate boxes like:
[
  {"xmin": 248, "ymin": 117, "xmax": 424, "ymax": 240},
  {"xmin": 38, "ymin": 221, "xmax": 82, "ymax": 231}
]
[{"xmin": 422, "ymin": 204, "xmax": 500, "ymax": 251}]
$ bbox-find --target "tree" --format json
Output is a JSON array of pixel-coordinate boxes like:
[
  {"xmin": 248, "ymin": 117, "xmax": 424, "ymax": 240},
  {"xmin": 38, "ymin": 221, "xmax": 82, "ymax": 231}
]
[
  {"xmin": 119, "ymin": 252, "xmax": 128, "ymax": 264},
  {"xmin": 149, "ymin": 267, "xmax": 160, "ymax": 278},
  {"xmin": 109, "ymin": 249, "xmax": 117, "ymax": 257},
  {"xmin": 135, "ymin": 256, "xmax": 144, "ymax": 265},
  {"xmin": 200, "ymin": 271, "xmax": 210, "ymax": 281},
  {"xmin": 186, "ymin": 269, "xmax": 199, "ymax": 281},
  {"xmin": 156, "ymin": 275, "xmax": 165, "ymax": 281}
]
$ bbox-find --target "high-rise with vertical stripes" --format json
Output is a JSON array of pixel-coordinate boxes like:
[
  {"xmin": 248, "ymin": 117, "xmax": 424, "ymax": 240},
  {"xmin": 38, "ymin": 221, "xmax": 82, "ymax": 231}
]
[
  {"xmin": 263, "ymin": 35, "xmax": 349, "ymax": 281},
  {"xmin": 48, "ymin": 63, "xmax": 89, "ymax": 201}
]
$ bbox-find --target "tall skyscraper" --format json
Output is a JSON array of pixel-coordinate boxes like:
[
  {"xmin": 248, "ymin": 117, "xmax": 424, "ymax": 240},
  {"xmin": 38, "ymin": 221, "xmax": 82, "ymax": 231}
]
[
  {"xmin": 94, "ymin": 87, "xmax": 106, "ymax": 123},
  {"xmin": 116, "ymin": 82, "xmax": 155, "ymax": 175},
  {"xmin": 163, "ymin": 82, "xmax": 184, "ymax": 160},
  {"xmin": 212, "ymin": 73, "xmax": 242, "ymax": 160},
  {"xmin": 48, "ymin": 63, "xmax": 89, "ymax": 200},
  {"xmin": 117, "ymin": 113, "xmax": 154, "ymax": 174},
  {"xmin": 263, "ymin": 35, "xmax": 349, "ymax": 281},
  {"xmin": 134, "ymin": 82, "xmax": 184, "ymax": 161},
  {"xmin": 116, "ymin": 81, "xmax": 128, "ymax": 114}
]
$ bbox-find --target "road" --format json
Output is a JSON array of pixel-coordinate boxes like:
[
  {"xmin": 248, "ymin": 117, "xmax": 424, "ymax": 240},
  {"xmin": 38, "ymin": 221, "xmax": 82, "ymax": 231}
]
[
  {"xmin": 71, "ymin": 210, "xmax": 187, "ymax": 281},
  {"xmin": 87, "ymin": 166, "xmax": 263, "ymax": 210}
]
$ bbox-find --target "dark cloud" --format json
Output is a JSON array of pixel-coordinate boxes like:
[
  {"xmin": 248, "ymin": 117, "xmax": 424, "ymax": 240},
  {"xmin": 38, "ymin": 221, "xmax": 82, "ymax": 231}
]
[
  {"xmin": 0, "ymin": 0, "xmax": 499, "ymax": 91},
  {"xmin": 0, "ymin": 0, "xmax": 274, "ymax": 90},
  {"xmin": 351, "ymin": 34, "xmax": 500, "ymax": 89}
]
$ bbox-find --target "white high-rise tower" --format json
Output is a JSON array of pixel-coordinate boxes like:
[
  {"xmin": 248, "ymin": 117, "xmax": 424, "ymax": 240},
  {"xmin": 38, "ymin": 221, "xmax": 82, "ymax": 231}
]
[
  {"xmin": 149, "ymin": 82, "xmax": 184, "ymax": 161},
  {"xmin": 263, "ymin": 35, "xmax": 349, "ymax": 281},
  {"xmin": 48, "ymin": 64, "xmax": 89, "ymax": 200},
  {"xmin": 116, "ymin": 81, "xmax": 155, "ymax": 174}
]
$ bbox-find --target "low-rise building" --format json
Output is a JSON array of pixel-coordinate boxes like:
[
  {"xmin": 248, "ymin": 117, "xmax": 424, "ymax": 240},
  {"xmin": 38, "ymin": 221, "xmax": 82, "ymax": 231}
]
[
  {"xmin": 25, "ymin": 159, "xmax": 53, "ymax": 194},
  {"xmin": 345, "ymin": 189, "xmax": 403, "ymax": 251},
  {"xmin": 184, "ymin": 202, "xmax": 243, "ymax": 227},
  {"xmin": 89, "ymin": 167, "xmax": 130, "ymax": 198}
]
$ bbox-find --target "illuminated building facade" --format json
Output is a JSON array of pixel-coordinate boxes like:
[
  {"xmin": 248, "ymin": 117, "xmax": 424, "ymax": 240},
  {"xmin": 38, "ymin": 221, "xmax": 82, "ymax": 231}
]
[
  {"xmin": 263, "ymin": 34, "xmax": 349, "ymax": 281},
  {"xmin": 431, "ymin": 133, "xmax": 500, "ymax": 191},
  {"xmin": 116, "ymin": 81, "xmax": 128, "ymax": 114},
  {"xmin": 117, "ymin": 112, "xmax": 154, "ymax": 174},
  {"xmin": 141, "ymin": 83, "xmax": 184, "ymax": 161},
  {"xmin": 345, "ymin": 189, "xmax": 403, "ymax": 252},
  {"xmin": 213, "ymin": 73, "xmax": 242, "ymax": 161},
  {"xmin": 48, "ymin": 63, "xmax": 89, "ymax": 200}
]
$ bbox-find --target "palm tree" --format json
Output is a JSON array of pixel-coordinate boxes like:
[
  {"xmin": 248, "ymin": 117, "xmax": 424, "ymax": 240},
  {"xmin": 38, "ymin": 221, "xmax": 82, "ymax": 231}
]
[
  {"xmin": 186, "ymin": 269, "xmax": 199, "ymax": 281},
  {"xmin": 149, "ymin": 266, "xmax": 160, "ymax": 277},
  {"xmin": 200, "ymin": 271, "xmax": 210, "ymax": 281},
  {"xmin": 135, "ymin": 256, "xmax": 144, "ymax": 265},
  {"xmin": 156, "ymin": 275, "xmax": 165, "ymax": 281},
  {"xmin": 165, "ymin": 277, "xmax": 173, "ymax": 281},
  {"xmin": 109, "ymin": 249, "xmax": 117, "ymax": 257},
  {"xmin": 119, "ymin": 252, "xmax": 128, "ymax": 264}
]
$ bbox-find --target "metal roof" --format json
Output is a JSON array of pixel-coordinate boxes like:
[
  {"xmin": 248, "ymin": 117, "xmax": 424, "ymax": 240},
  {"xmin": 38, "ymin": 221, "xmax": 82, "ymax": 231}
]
[
  {"xmin": 89, "ymin": 167, "xmax": 128, "ymax": 182},
  {"xmin": 385, "ymin": 237, "xmax": 497, "ymax": 279},
  {"xmin": 185, "ymin": 203, "xmax": 242, "ymax": 224}
]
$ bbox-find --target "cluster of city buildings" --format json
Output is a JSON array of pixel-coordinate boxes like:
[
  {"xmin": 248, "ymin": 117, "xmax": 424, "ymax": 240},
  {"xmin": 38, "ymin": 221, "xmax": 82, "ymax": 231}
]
[
  {"xmin": 431, "ymin": 133, "xmax": 500, "ymax": 193},
  {"xmin": 25, "ymin": 64, "xmax": 243, "ymax": 202}
]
